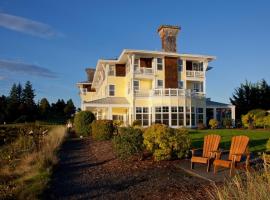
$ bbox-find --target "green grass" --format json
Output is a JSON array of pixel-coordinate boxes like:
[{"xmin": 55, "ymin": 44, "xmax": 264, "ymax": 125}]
[{"xmin": 190, "ymin": 129, "xmax": 270, "ymax": 153}]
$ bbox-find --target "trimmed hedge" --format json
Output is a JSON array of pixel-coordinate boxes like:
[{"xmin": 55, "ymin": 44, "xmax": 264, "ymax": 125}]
[
  {"xmin": 91, "ymin": 120, "xmax": 114, "ymax": 141},
  {"xmin": 74, "ymin": 111, "xmax": 95, "ymax": 136},
  {"xmin": 113, "ymin": 127, "xmax": 144, "ymax": 160},
  {"xmin": 143, "ymin": 124, "xmax": 190, "ymax": 161}
]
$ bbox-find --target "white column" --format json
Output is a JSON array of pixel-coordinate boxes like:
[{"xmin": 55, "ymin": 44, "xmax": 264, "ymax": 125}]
[
  {"xmin": 230, "ymin": 105, "xmax": 236, "ymax": 127},
  {"xmin": 213, "ymin": 108, "xmax": 217, "ymax": 120},
  {"xmin": 189, "ymin": 105, "xmax": 192, "ymax": 128},
  {"xmin": 108, "ymin": 107, "xmax": 112, "ymax": 120},
  {"xmin": 203, "ymin": 107, "xmax": 207, "ymax": 125}
]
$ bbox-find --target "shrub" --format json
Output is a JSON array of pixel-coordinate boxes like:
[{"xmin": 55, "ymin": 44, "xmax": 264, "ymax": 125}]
[
  {"xmin": 143, "ymin": 124, "xmax": 190, "ymax": 161},
  {"xmin": 74, "ymin": 111, "xmax": 95, "ymax": 136},
  {"xmin": 132, "ymin": 120, "xmax": 141, "ymax": 127},
  {"xmin": 266, "ymin": 138, "xmax": 270, "ymax": 153},
  {"xmin": 264, "ymin": 115, "xmax": 270, "ymax": 128},
  {"xmin": 113, "ymin": 127, "xmax": 144, "ymax": 160},
  {"xmin": 222, "ymin": 118, "xmax": 232, "ymax": 128},
  {"xmin": 242, "ymin": 109, "xmax": 267, "ymax": 129},
  {"xmin": 209, "ymin": 119, "xmax": 218, "ymax": 129},
  {"xmin": 197, "ymin": 123, "xmax": 206, "ymax": 130},
  {"xmin": 91, "ymin": 120, "xmax": 114, "ymax": 141}
]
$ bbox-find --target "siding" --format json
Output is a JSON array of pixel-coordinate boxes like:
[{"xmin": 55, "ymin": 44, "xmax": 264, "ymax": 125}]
[
  {"xmin": 165, "ymin": 57, "xmax": 178, "ymax": 88},
  {"xmin": 115, "ymin": 64, "xmax": 126, "ymax": 76}
]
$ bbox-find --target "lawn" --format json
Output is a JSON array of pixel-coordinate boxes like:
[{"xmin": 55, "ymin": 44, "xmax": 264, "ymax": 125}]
[{"xmin": 190, "ymin": 129, "xmax": 270, "ymax": 153}]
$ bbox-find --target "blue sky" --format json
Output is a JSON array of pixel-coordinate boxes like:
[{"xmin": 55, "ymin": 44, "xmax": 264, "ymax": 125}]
[{"xmin": 0, "ymin": 0, "xmax": 270, "ymax": 107}]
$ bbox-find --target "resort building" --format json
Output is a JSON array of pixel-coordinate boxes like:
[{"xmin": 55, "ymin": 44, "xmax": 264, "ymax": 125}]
[{"xmin": 77, "ymin": 25, "xmax": 235, "ymax": 127}]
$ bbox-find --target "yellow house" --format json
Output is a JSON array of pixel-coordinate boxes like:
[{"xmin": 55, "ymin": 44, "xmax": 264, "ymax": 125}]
[{"xmin": 77, "ymin": 25, "xmax": 235, "ymax": 127}]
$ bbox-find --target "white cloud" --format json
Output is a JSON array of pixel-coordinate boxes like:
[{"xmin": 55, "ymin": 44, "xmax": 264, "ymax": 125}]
[
  {"xmin": 0, "ymin": 59, "xmax": 57, "ymax": 78},
  {"xmin": 0, "ymin": 12, "xmax": 61, "ymax": 38}
]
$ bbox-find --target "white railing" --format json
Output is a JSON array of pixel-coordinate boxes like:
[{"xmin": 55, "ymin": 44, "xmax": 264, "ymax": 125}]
[
  {"xmin": 134, "ymin": 67, "xmax": 154, "ymax": 75},
  {"xmin": 134, "ymin": 88, "xmax": 205, "ymax": 98},
  {"xmin": 186, "ymin": 70, "xmax": 204, "ymax": 78}
]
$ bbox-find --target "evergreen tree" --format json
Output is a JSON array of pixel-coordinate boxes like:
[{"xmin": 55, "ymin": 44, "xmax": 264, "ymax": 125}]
[
  {"xmin": 230, "ymin": 79, "xmax": 270, "ymax": 119},
  {"xmin": 6, "ymin": 83, "xmax": 20, "ymax": 121},
  {"xmin": 0, "ymin": 95, "xmax": 7, "ymax": 123},
  {"xmin": 64, "ymin": 99, "xmax": 76, "ymax": 117},
  {"xmin": 39, "ymin": 98, "xmax": 50, "ymax": 119},
  {"xmin": 22, "ymin": 81, "xmax": 36, "ymax": 120}
]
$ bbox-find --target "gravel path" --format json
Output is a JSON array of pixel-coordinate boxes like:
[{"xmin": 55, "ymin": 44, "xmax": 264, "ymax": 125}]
[{"xmin": 44, "ymin": 137, "xmax": 214, "ymax": 200}]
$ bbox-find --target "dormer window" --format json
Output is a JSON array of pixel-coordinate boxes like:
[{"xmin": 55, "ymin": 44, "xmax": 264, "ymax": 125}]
[
  {"xmin": 108, "ymin": 65, "xmax": 115, "ymax": 76},
  {"xmin": 157, "ymin": 58, "xmax": 163, "ymax": 70}
]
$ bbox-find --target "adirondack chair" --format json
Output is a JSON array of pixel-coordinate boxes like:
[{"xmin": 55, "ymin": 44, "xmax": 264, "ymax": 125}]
[
  {"xmin": 191, "ymin": 134, "xmax": 221, "ymax": 172},
  {"xmin": 213, "ymin": 135, "xmax": 250, "ymax": 176}
]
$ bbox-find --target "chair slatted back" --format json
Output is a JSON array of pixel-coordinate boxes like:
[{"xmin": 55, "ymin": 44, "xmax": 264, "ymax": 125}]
[
  {"xmin": 202, "ymin": 134, "xmax": 221, "ymax": 158},
  {"xmin": 228, "ymin": 135, "xmax": 249, "ymax": 162}
]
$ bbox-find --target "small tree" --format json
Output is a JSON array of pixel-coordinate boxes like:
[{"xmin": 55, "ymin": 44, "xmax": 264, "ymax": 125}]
[
  {"xmin": 74, "ymin": 111, "xmax": 95, "ymax": 136},
  {"xmin": 209, "ymin": 119, "xmax": 218, "ymax": 129}
]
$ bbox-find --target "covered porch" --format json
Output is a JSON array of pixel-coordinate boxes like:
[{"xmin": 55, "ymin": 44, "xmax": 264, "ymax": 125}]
[
  {"xmin": 206, "ymin": 99, "xmax": 236, "ymax": 127},
  {"xmin": 83, "ymin": 97, "xmax": 130, "ymax": 126}
]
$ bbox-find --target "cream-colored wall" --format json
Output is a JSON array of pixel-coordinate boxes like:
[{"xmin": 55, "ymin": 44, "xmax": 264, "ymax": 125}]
[
  {"xmin": 107, "ymin": 76, "xmax": 127, "ymax": 97},
  {"xmin": 139, "ymin": 79, "xmax": 152, "ymax": 90}
]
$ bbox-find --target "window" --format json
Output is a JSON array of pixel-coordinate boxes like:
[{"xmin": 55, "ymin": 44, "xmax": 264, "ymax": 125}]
[
  {"xmin": 170, "ymin": 106, "xmax": 184, "ymax": 126},
  {"xmin": 155, "ymin": 106, "xmax": 169, "ymax": 125},
  {"xmin": 192, "ymin": 62, "xmax": 203, "ymax": 71},
  {"xmin": 112, "ymin": 115, "xmax": 124, "ymax": 122},
  {"xmin": 135, "ymin": 107, "xmax": 149, "ymax": 126},
  {"xmin": 109, "ymin": 85, "xmax": 115, "ymax": 96},
  {"xmin": 157, "ymin": 58, "xmax": 163, "ymax": 70},
  {"xmin": 178, "ymin": 80, "xmax": 184, "ymax": 89},
  {"xmin": 186, "ymin": 106, "xmax": 190, "ymax": 126},
  {"xmin": 191, "ymin": 107, "xmax": 195, "ymax": 126},
  {"xmin": 108, "ymin": 65, "xmax": 115, "ymax": 76},
  {"xmin": 134, "ymin": 58, "xmax": 139, "ymax": 71},
  {"xmin": 196, "ymin": 108, "xmax": 204, "ymax": 124},
  {"xmin": 157, "ymin": 80, "xmax": 163, "ymax": 88},
  {"xmin": 177, "ymin": 59, "xmax": 183, "ymax": 72},
  {"xmin": 193, "ymin": 82, "xmax": 203, "ymax": 92},
  {"xmin": 133, "ymin": 80, "xmax": 140, "ymax": 91}
]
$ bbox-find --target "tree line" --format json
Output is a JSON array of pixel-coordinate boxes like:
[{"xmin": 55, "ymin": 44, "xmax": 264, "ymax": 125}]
[
  {"xmin": 0, "ymin": 81, "xmax": 76, "ymax": 124},
  {"xmin": 230, "ymin": 79, "xmax": 270, "ymax": 119}
]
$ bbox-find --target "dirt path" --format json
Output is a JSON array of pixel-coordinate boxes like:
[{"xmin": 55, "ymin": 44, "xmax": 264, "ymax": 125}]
[{"xmin": 44, "ymin": 137, "xmax": 214, "ymax": 200}]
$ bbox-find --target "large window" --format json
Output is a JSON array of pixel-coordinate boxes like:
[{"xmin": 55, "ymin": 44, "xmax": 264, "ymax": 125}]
[
  {"xmin": 196, "ymin": 108, "xmax": 204, "ymax": 123},
  {"xmin": 155, "ymin": 106, "xmax": 169, "ymax": 125},
  {"xmin": 112, "ymin": 115, "xmax": 123, "ymax": 122},
  {"xmin": 133, "ymin": 80, "xmax": 140, "ymax": 91},
  {"xmin": 135, "ymin": 107, "xmax": 149, "ymax": 126},
  {"xmin": 108, "ymin": 65, "xmax": 115, "ymax": 76},
  {"xmin": 191, "ymin": 107, "xmax": 195, "ymax": 126},
  {"xmin": 171, "ymin": 106, "xmax": 184, "ymax": 126},
  {"xmin": 109, "ymin": 85, "xmax": 115, "ymax": 96},
  {"xmin": 157, "ymin": 58, "xmax": 163, "ymax": 70}
]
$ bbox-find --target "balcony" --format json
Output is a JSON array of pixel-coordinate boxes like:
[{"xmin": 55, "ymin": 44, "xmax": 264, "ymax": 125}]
[
  {"xmin": 134, "ymin": 67, "xmax": 154, "ymax": 79},
  {"xmin": 186, "ymin": 70, "xmax": 204, "ymax": 79},
  {"xmin": 134, "ymin": 88, "xmax": 205, "ymax": 98}
]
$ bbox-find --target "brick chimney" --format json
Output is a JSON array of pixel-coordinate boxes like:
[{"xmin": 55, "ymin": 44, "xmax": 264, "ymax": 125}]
[
  {"xmin": 85, "ymin": 68, "xmax": 95, "ymax": 82},
  {"xmin": 158, "ymin": 25, "xmax": 181, "ymax": 52}
]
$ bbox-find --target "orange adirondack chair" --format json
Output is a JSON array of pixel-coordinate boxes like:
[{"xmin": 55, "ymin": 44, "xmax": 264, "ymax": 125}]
[
  {"xmin": 213, "ymin": 135, "xmax": 250, "ymax": 176},
  {"xmin": 191, "ymin": 134, "xmax": 221, "ymax": 172}
]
